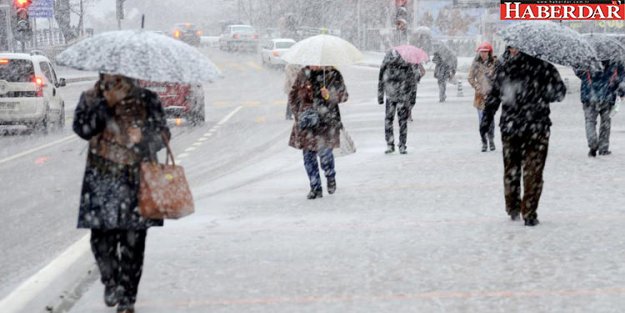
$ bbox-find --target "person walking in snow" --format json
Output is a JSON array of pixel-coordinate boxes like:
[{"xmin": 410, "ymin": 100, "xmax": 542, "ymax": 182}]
[
  {"xmin": 468, "ymin": 42, "xmax": 498, "ymax": 152},
  {"xmin": 482, "ymin": 47, "xmax": 566, "ymax": 227},
  {"xmin": 73, "ymin": 74, "xmax": 171, "ymax": 313},
  {"xmin": 574, "ymin": 60, "xmax": 625, "ymax": 157},
  {"xmin": 288, "ymin": 66, "xmax": 348, "ymax": 199},
  {"xmin": 378, "ymin": 49, "xmax": 422, "ymax": 154},
  {"xmin": 432, "ymin": 51, "xmax": 455, "ymax": 103}
]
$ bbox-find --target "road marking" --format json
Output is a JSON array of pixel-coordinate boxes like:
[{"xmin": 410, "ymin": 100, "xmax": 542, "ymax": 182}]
[
  {"xmin": 192, "ymin": 142, "xmax": 203, "ymax": 147},
  {"xmin": 0, "ymin": 135, "xmax": 77, "ymax": 166},
  {"xmin": 213, "ymin": 101, "xmax": 229, "ymax": 107},
  {"xmin": 255, "ymin": 116, "xmax": 266, "ymax": 124},
  {"xmin": 246, "ymin": 61, "xmax": 263, "ymax": 71},
  {"xmin": 242, "ymin": 100, "xmax": 261, "ymax": 107},
  {"xmin": 272, "ymin": 99, "xmax": 287, "ymax": 106},
  {"xmin": 217, "ymin": 106, "xmax": 243, "ymax": 126},
  {"xmin": 0, "ymin": 234, "xmax": 91, "ymax": 312},
  {"xmin": 184, "ymin": 147, "xmax": 197, "ymax": 152},
  {"xmin": 177, "ymin": 153, "xmax": 190, "ymax": 159},
  {"xmin": 198, "ymin": 138, "xmax": 209, "ymax": 142}
]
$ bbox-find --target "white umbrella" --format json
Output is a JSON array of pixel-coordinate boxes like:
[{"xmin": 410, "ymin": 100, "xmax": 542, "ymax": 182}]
[
  {"xmin": 56, "ymin": 30, "xmax": 221, "ymax": 83},
  {"xmin": 281, "ymin": 34, "xmax": 363, "ymax": 66}
]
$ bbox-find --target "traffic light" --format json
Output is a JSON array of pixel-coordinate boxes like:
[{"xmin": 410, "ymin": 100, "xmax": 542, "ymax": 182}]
[
  {"xmin": 395, "ymin": 0, "xmax": 409, "ymax": 31},
  {"xmin": 14, "ymin": 0, "xmax": 32, "ymax": 9},
  {"xmin": 12, "ymin": 0, "xmax": 32, "ymax": 43}
]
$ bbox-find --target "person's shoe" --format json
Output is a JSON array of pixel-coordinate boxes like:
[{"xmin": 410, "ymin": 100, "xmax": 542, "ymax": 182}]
[
  {"xmin": 509, "ymin": 212, "xmax": 521, "ymax": 221},
  {"xmin": 399, "ymin": 146, "xmax": 407, "ymax": 154},
  {"xmin": 307, "ymin": 188, "xmax": 323, "ymax": 199},
  {"xmin": 116, "ymin": 303, "xmax": 135, "ymax": 313},
  {"xmin": 327, "ymin": 177, "xmax": 336, "ymax": 194},
  {"xmin": 524, "ymin": 218, "xmax": 540, "ymax": 227},
  {"xmin": 598, "ymin": 150, "xmax": 612, "ymax": 156},
  {"xmin": 481, "ymin": 142, "xmax": 487, "ymax": 152},
  {"xmin": 489, "ymin": 141, "xmax": 496, "ymax": 151},
  {"xmin": 588, "ymin": 148, "xmax": 597, "ymax": 157},
  {"xmin": 385, "ymin": 145, "xmax": 395, "ymax": 154},
  {"xmin": 104, "ymin": 285, "xmax": 120, "ymax": 307}
]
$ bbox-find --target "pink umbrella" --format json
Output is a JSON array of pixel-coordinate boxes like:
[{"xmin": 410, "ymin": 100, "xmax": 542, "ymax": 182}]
[{"xmin": 393, "ymin": 45, "xmax": 429, "ymax": 64}]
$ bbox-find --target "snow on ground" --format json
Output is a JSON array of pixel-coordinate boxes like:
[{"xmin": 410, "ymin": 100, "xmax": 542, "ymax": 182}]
[{"xmin": 68, "ymin": 63, "xmax": 625, "ymax": 312}]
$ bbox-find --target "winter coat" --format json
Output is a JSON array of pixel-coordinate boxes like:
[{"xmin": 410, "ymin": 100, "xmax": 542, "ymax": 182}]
[
  {"xmin": 288, "ymin": 67, "xmax": 348, "ymax": 151},
  {"xmin": 468, "ymin": 55, "xmax": 498, "ymax": 110},
  {"xmin": 432, "ymin": 52, "xmax": 454, "ymax": 82},
  {"xmin": 73, "ymin": 85, "xmax": 171, "ymax": 230},
  {"xmin": 483, "ymin": 52, "xmax": 566, "ymax": 138},
  {"xmin": 574, "ymin": 60, "xmax": 625, "ymax": 105},
  {"xmin": 377, "ymin": 51, "xmax": 421, "ymax": 105}
]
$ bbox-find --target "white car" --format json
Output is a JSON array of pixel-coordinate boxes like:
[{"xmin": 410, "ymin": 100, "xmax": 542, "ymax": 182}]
[
  {"xmin": 260, "ymin": 38, "xmax": 296, "ymax": 66},
  {"xmin": 0, "ymin": 52, "xmax": 66, "ymax": 131}
]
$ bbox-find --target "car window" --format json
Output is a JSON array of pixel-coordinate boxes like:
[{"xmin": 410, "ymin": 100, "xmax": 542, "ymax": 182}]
[
  {"xmin": 39, "ymin": 62, "xmax": 54, "ymax": 84},
  {"xmin": 232, "ymin": 26, "xmax": 255, "ymax": 33},
  {"xmin": 0, "ymin": 59, "xmax": 34, "ymax": 82},
  {"xmin": 49, "ymin": 63, "xmax": 59, "ymax": 83},
  {"xmin": 275, "ymin": 42, "xmax": 294, "ymax": 49}
]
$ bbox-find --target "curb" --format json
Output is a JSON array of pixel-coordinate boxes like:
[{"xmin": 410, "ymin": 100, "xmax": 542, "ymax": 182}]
[{"xmin": 0, "ymin": 234, "xmax": 96, "ymax": 313}]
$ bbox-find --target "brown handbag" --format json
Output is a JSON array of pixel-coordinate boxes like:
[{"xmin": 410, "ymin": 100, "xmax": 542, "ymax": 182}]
[{"xmin": 139, "ymin": 135, "xmax": 194, "ymax": 219}]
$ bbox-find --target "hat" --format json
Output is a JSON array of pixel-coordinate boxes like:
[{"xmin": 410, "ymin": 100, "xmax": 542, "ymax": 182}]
[{"xmin": 476, "ymin": 42, "xmax": 493, "ymax": 53}]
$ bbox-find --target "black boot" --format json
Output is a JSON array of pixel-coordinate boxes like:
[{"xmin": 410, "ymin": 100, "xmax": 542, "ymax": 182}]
[
  {"xmin": 489, "ymin": 140, "xmax": 496, "ymax": 151},
  {"xmin": 327, "ymin": 177, "xmax": 336, "ymax": 194},
  {"xmin": 385, "ymin": 145, "xmax": 395, "ymax": 154},
  {"xmin": 588, "ymin": 148, "xmax": 597, "ymax": 157},
  {"xmin": 104, "ymin": 284, "xmax": 120, "ymax": 307},
  {"xmin": 509, "ymin": 211, "xmax": 520, "ymax": 221},
  {"xmin": 399, "ymin": 146, "xmax": 407, "ymax": 154},
  {"xmin": 307, "ymin": 188, "xmax": 323, "ymax": 199},
  {"xmin": 481, "ymin": 142, "xmax": 487, "ymax": 152},
  {"xmin": 524, "ymin": 218, "xmax": 540, "ymax": 227}
]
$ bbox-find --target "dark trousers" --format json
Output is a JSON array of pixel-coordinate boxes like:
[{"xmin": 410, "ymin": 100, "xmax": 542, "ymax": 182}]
[
  {"xmin": 502, "ymin": 133, "xmax": 549, "ymax": 220},
  {"xmin": 583, "ymin": 101, "xmax": 612, "ymax": 152},
  {"xmin": 91, "ymin": 229, "xmax": 147, "ymax": 306},
  {"xmin": 437, "ymin": 79, "xmax": 447, "ymax": 102},
  {"xmin": 303, "ymin": 148, "xmax": 335, "ymax": 191},
  {"xmin": 385, "ymin": 101, "xmax": 410, "ymax": 148},
  {"xmin": 478, "ymin": 109, "xmax": 495, "ymax": 143}
]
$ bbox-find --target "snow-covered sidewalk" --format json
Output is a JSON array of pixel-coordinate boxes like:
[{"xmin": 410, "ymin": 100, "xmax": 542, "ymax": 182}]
[{"xmin": 67, "ymin": 65, "xmax": 625, "ymax": 312}]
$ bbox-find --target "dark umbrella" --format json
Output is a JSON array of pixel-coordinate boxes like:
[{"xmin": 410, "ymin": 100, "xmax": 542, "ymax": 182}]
[
  {"xmin": 498, "ymin": 21, "xmax": 598, "ymax": 69},
  {"xmin": 583, "ymin": 34, "xmax": 625, "ymax": 63}
]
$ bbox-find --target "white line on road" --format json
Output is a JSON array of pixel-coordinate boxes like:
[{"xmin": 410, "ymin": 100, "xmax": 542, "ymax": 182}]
[
  {"xmin": 0, "ymin": 135, "xmax": 77, "ymax": 166},
  {"xmin": 217, "ymin": 106, "xmax": 243, "ymax": 126},
  {"xmin": 177, "ymin": 153, "xmax": 190, "ymax": 159},
  {"xmin": 0, "ymin": 234, "xmax": 91, "ymax": 313}
]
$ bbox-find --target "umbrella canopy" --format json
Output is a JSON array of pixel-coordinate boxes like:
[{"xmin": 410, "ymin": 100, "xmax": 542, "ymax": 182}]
[
  {"xmin": 393, "ymin": 45, "xmax": 428, "ymax": 64},
  {"xmin": 498, "ymin": 21, "xmax": 597, "ymax": 68},
  {"xmin": 56, "ymin": 30, "xmax": 221, "ymax": 83},
  {"xmin": 583, "ymin": 34, "xmax": 625, "ymax": 62},
  {"xmin": 432, "ymin": 40, "xmax": 458, "ymax": 70},
  {"xmin": 281, "ymin": 34, "xmax": 363, "ymax": 66}
]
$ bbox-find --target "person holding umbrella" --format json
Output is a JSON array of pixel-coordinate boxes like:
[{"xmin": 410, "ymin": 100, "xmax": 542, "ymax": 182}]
[
  {"xmin": 288, "ymin": 66, "xmax": 349, "ymax": 199},
  {"xmin": 73, "ymin": 74, "xmax": 171, "ymax": 313},
  {"xmin": 575, "ymin": 35, "xmax": 625, "ymax": 157},
  {"xmin": 481, "ymin": 47, "xmax": 567, "ymax": 226},
  {"xmin": 468, "ymin": 42, "xmax": 498, "ymax": 152},
  {"xmin": 378, "ymin": 48, "xmax": 425, "ymax": 154}
]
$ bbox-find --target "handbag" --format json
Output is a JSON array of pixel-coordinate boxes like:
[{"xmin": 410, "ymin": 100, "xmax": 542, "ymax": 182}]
[
  {"xmin": 298, "ymin": 108, "xmax": 320, "ymax": 130},
  {"xmin": 334, "ymin": 127, "xmax": 357, "ymax": 157},
  {"xmin": 139, "ymin": 135, "xmax": 194, "ymax": 219}
]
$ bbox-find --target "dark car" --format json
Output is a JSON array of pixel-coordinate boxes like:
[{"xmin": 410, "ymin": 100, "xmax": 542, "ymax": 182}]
[
  {"xmin": 139, "ymin": 80, "xmax": 205, "ymax": 125},
  {"xmin": 171, "ymin": 23, "xmax": 202, "ymax": 46}
]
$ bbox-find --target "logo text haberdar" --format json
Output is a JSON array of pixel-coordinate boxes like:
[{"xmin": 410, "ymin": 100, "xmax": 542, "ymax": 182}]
[{"xmin": 501, "ymin": 2, "xmax": 624, "ymax": 20}]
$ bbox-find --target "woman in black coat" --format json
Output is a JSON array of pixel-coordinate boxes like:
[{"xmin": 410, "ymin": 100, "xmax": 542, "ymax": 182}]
[
  {"xmin": 482, "ymin": 47, "xmax": 566, "ymax": 227},
  {"xmin": 73, "ymin": 74, "xmax": 170, "ymax": 313}
]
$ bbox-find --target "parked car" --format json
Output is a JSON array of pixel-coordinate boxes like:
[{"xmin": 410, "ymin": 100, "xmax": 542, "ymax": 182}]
[
  {"xmin": 0, "ymin": 52, "xmax": 66, "ymax": 131},
  {"xmin": 260, "ymin": 38, "xmax": 296, "ymax": 66},
  {"xmin": 219, "ymin": 24, "xmax": 259, "ymax": 52},
  {"xmin": 139, "ymin": 80, "xmax": 205, "ymax": 125},
  {"xmin": 171, "ymin": 23, "xmax": 202, "ymax": 46}
]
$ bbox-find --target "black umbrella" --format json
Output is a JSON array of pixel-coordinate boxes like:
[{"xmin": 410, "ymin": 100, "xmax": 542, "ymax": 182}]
[
  {"xmin": 583, "ymin": 34, "xmax": 625, "ymax": 63},
  {"xmin": 431, "ymin": 40, "xmax": 457, "ymax": 71},
  {"xmin": 498, "ymin": 21, "xmax": 598, "ymax": 68}
]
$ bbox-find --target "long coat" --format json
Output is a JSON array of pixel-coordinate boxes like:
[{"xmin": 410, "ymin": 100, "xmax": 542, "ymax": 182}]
[
  {"xmin": 378, "ymin": 51, "xmax": 421, "ymax": 106},
  {"xmin": 73, "ymin": 85, "xmax": 171, "ymax": 230},
  {"xmin": 432, "ymin": 52, "xmax": 454, "ymax": 82},
  {"xmin": 483, "ymin": 52, "xmax": 567, "ymax": 138},
  {"xmin": 468, "ymin": 55, "xmax": 498, "ymax": 110},
  {"xmin": 288, "ymin": 67, "xmax": 348, "ymax": 151}
]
